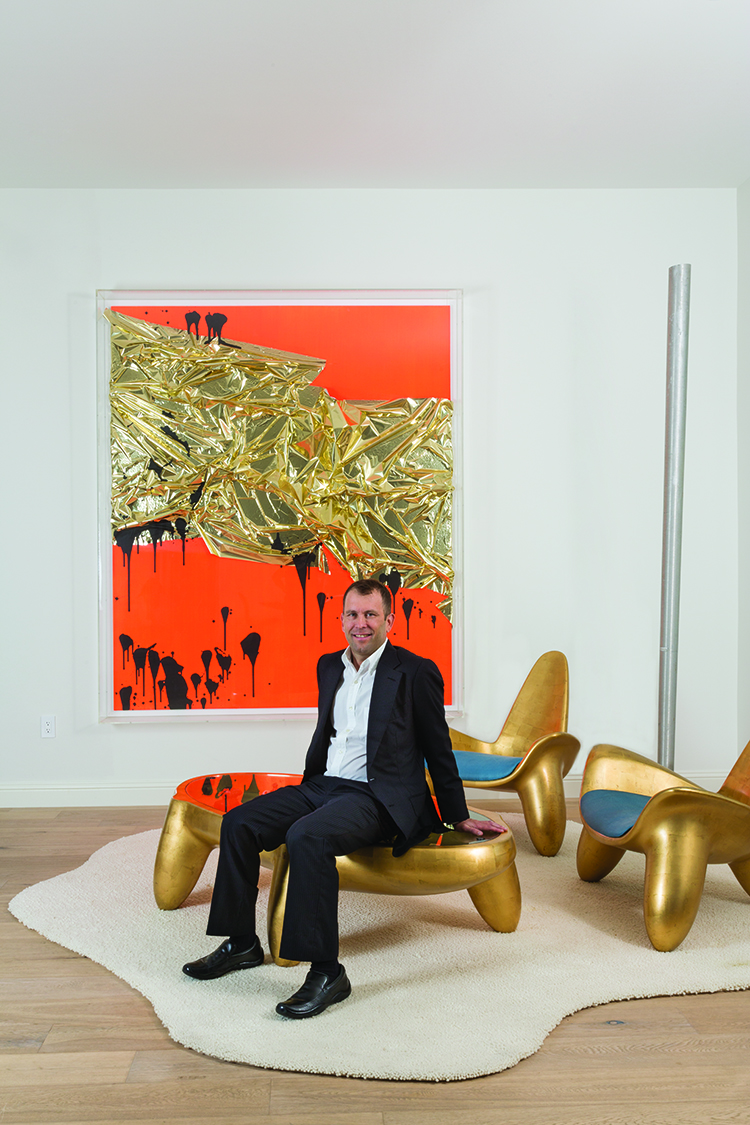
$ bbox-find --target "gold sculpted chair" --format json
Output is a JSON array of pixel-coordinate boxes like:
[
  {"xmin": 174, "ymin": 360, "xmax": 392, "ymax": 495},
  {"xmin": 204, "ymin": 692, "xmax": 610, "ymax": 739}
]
[
  {"xmin": 154, "ymin": 773, "xmax": 522, "ymax": 966},
  {"xmin": 447, "ymin": 652, "xmax": 580, "ymax": 856},
  {"xmin": 577, "ymin": 740, "xmax": 750, "ymax": 951}
]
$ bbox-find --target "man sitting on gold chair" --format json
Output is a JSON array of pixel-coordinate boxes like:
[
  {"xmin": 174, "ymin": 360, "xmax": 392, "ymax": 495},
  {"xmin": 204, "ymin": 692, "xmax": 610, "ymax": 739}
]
[{"xmin": 183, "ymin": 579, "xmax": 505, "ymax": 1018}]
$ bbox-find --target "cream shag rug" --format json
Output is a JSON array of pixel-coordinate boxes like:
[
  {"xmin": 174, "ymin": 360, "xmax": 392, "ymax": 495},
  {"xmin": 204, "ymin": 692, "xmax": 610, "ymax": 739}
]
[{"xmin": 9, "ymin": 815, "xmax": 750, "ymax": 1082}]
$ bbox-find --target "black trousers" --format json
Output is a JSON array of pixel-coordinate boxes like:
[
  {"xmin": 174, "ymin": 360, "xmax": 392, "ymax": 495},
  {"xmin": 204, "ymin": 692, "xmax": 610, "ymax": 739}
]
[{"xmin": 206, "ymin": 775, "xmax": 397, "ymax": 962}]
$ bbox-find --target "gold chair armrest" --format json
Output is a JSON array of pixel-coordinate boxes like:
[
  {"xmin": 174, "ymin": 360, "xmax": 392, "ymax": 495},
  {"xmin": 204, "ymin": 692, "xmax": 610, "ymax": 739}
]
[
  {"xmin": 579, "ymin": 744, "xmax": 702, "ymax": 798},
  {"xmin": 629, "ymin": 787, "xmax": 750, "ymax": 864},
  {"xmin": 520, "ymin": 731, "xmax": 580, "ymax": 779},
  {"xmin": 450, "ymin": 726, "xmax": 502, "ymax": 757},
  {"xmin": 450, "ymin": 725, "xmax": 558, "ymax": 760}
]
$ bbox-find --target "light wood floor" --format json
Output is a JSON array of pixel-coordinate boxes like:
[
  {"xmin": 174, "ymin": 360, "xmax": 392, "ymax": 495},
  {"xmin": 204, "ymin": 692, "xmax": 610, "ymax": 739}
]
[{"xmin": 2, "ymin": 802, "xmax": 749, "ymax": 1125}]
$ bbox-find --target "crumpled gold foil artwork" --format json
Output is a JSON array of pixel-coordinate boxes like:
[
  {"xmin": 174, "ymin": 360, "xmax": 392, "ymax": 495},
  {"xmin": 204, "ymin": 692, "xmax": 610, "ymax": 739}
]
[{"xmin": 108, "ymin": 310, "xmax": 453, "ymax": 616}]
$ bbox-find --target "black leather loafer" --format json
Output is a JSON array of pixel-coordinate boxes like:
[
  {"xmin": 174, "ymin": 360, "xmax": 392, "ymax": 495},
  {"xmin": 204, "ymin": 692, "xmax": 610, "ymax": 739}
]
[
  {"xmin": 182, "ymin": 937, "xmax": 264, "ymax": 980},
  {"xmin": 275, "ymin": 965, "xmax": 351, "ymax": 1018}
]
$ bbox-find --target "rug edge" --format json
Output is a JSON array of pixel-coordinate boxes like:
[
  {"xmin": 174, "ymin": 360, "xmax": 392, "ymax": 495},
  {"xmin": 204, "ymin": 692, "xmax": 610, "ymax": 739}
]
[{"xmin": 8, "ymin": 824, "xmax": 750, "ymax": 1083}]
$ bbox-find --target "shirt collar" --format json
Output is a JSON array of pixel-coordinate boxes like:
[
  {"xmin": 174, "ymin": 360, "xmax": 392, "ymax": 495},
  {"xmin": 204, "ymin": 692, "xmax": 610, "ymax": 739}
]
[{"xmin": 342, "ymin": 637, "xmax": 389, "ymax": 675}]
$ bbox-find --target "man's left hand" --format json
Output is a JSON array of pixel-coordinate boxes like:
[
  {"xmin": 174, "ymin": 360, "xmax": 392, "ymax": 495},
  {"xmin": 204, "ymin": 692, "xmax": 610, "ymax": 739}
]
[{"xmin": 452, "ymin": 817, "xmax": 507, "ymax": 837}]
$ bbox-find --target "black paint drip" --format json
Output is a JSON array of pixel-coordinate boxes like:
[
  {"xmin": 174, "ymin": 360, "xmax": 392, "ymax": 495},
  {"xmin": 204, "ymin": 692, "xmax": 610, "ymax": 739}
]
[
  {"xmin": 161, "ymin": 655, "xmax": 190, "ymax": 710},
  {"xmin": 316, "ymin": 592, "xmax": 326, "ymax": 642},
  {"xmin": 147, "ymin": 519, "xmax": 174, "ymax": 573},
  {"xmin": 119, "ymin": 686, "xmax": 133, "ymax": 711},
  {"xmin": 200, "ymin": 695, "xmax": 207, "ymax": 710},
  {"xmin": 201, "ymin": 776, "xmax": 214, "ymax": 796},
  {"xmin": 293, "ymin": 551, "xmax": 317, "ymax": 636},
  {"xmin": 221, "ymin": 606, "xmax": 230, "ymax": 649},
  {"xmin": 190, "ymin": 672, "xmax": 202, "ymax": 699},
  {"xmin": 147, "ymin": 648, "xmax": 161, "ymax": 708},
  {"xmin": 214, "ymin": 647, "xmax": 232, "ymax": 682},
  {"xmin": 205, "ymin": 677, "xmax": 219, "ymax": 704},
  {"xmin": 147, "ymin": 458, "xmax": 164, "ymax": 479},
  {"xmin": 190, "ymin": 481, "xmax": 204, "ymax": 508},
  {"xmin": 431, "ymin": 615, "xmax": 436, "ymax": 629},
  {"xmin": 175, "ymin": 517, "xmax": 187, "ymax": 564},
  {"xmin": 132, "ymin": 644, "xmax": 155, "ymax": 692},
  {"xmin": 380, "ymin": 570, "xmax": 401, "ymax": 615},
  {"xmin": 241, "ymin": 632, "xmax": 261, "ymax": 697},
  {"xmin": 403, "ymin": 598, "xmax": 414, "ymax": 640},
  {"xmin": 185, "ymin": 310, "xmax": 200, "ymax": 336},
  {"xmin": 114, "ymin": 527, "xmax": 142, "ymax": 611},
  {"xmin": 206, "ymin": 312, "xmax": 230, "ymax": 345},
  {"xmin": 201, "ymin": 649, "xmax": 212, "ymax": 681},
  {"xmin": 115, "ymin": 520, "xmax": 183, "ymax": 606},
  {"xmin": 119, "ymin": 633, "xmax": 133, "ymax": 670}
]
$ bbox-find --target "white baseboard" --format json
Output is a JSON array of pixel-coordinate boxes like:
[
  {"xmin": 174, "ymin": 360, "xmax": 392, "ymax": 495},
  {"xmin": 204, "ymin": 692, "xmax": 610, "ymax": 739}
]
[{"xmin": 1, "ymin": 773, "xmax": 730, "ymax": 810}]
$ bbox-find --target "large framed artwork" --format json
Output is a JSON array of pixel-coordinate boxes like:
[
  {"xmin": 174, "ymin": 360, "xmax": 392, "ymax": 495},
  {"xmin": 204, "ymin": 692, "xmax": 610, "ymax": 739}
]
[{"xmin": 97, "ymin": 290, "xmax": 462, "ymax": 720}]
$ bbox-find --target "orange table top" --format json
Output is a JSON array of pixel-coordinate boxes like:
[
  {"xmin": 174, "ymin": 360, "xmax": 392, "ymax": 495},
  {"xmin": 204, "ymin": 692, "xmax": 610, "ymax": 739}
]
[
  {"xmin": 174, "ymin": 772, "xmax": 303, "ymax": 815},
  {"xmin": 171, "ymin": 773, "xmax": 503, "ymax": 851}
]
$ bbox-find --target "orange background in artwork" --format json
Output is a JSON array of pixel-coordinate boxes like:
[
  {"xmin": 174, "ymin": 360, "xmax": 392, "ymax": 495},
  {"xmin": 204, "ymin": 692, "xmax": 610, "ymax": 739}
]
[
  {"xmin": 114, "ymin": 304, "xmax": 451, "ymax": 400},
  {"xmin": 113, "ymin": 540, "xmax": 452, "ymax": 710},
  {"xmin": 111, "ymin": 303, "xmax": 453, "ymax": 712}
]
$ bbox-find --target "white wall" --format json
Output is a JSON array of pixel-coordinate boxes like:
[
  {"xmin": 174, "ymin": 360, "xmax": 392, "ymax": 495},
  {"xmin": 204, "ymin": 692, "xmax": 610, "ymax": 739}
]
[
  {"xmin": 0, "ymin": 188, "xmax": 738, "ymax": 805},
  {"xmin": 739, "ymin": 177, "xmax": 750, "ymax": 749}
]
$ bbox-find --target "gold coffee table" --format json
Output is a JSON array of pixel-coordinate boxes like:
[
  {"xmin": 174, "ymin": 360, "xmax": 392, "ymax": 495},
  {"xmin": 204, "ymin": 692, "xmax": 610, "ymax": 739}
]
[{"xmin": 154, "ymin": 772, "xmax": 521, "ymax": 965}]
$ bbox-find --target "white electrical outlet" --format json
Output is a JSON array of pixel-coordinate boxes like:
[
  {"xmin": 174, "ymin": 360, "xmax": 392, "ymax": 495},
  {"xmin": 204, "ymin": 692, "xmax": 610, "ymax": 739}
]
[{"xmin": 41, "ymin": 715, "xmax": 56, "ymax": 738}]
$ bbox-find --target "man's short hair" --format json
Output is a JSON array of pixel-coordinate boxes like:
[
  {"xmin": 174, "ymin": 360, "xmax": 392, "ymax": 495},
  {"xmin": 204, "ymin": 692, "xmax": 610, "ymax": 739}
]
[{"xmin": 342, "ymin": 578, "xmax": 392, "ymax": 616}]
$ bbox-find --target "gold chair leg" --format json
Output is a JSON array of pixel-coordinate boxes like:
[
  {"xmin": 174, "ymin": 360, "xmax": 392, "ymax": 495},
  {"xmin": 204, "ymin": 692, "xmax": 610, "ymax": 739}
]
[
  {"xmin": 576, "ymin": 825, "xmax": 625, "ymax": 881},
  {"xmin": 515, "ymin": 768, "xmax": 567, "ymax": 856},
  {"xmin": 728, "ymin": 856, "xmax": 750, "ymax": 897},
  {"xmin": 266, "ymin": 845, "xmax": 300, "ymax": 967},
  {"xmin": 153, "ymin": 799, "xmax": 220, "ymax": 910},
  {"xmin": 467, "ymin": 861, "xmax": 522, "ymax": 932},
  {"xmin": 642, "ymin": 835, "xmax": 710, "ymax": 952}
]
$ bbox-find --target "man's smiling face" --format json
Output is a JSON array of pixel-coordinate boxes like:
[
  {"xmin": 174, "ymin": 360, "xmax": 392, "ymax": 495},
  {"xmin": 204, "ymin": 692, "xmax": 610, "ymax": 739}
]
[{"xmin": 341, "ymin": 589, "xmax": 395, "ymax": 668}]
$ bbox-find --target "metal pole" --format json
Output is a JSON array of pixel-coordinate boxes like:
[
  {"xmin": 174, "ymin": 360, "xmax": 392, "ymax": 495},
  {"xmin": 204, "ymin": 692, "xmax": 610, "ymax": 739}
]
[{"xmin": 658, "ymin": 264, "xmax": 691, "ymax": 769}]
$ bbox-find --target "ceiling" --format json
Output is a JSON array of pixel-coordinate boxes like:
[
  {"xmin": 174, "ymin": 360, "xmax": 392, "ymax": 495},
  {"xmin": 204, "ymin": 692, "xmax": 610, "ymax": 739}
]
[{"xmin": 2, "ymin": 0, "xmax": 748, "ymax": 188}]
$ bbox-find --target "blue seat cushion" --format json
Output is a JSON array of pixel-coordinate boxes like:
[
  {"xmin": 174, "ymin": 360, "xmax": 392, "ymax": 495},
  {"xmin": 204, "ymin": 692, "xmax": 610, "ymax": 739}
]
[
  {"xmin": 452, "ymin": 750, "xmax": 523, "ymax": 782},
  {"xmin": 580, "ymin": 789, "xmax": 652, "ymax": 838}
]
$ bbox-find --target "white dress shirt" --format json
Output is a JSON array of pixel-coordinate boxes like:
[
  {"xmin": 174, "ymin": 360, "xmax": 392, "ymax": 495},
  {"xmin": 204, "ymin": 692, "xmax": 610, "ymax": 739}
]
[{"xmin": 324, "ymin": 638, "xmax": 389, "ymax": 782}]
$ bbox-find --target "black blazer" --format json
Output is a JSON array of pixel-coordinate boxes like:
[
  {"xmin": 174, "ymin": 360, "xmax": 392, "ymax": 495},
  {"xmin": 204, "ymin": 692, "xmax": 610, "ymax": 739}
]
[{"xmin": 303, "ymin": 642, "xmax": 469, "ymax": 854}]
